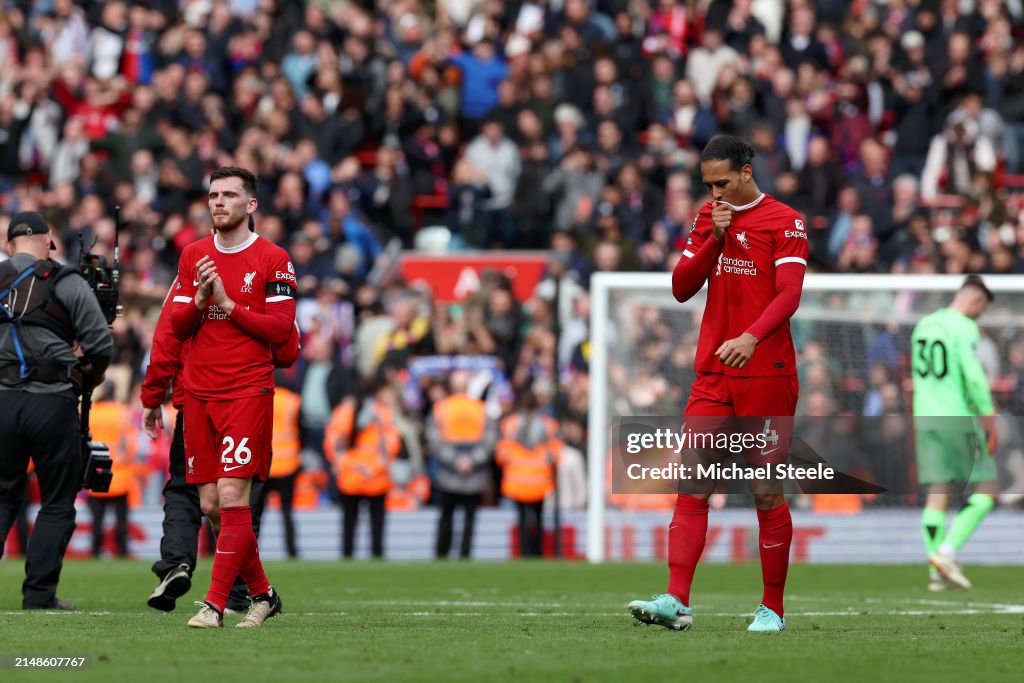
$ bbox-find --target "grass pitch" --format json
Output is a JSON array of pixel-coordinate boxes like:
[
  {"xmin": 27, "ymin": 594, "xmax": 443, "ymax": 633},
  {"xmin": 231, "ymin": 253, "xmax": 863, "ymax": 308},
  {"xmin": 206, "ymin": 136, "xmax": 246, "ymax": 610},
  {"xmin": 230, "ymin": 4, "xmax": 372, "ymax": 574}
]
[{"xmin": 1, "ymin": 560, "xmax": 1022, "ymax": 682}]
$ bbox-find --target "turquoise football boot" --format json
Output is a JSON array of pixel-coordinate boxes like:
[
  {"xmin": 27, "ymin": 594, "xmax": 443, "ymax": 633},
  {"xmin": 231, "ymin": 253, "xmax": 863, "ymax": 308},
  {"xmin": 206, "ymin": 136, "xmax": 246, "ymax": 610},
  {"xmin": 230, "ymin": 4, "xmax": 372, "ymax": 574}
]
[
  {"xmin": 747, "ymin": 604, "xmax": 785, "ymax": 632},
  {"xmin": 627, "ymin": 594, "xmax": 693, "ymax": 631}
]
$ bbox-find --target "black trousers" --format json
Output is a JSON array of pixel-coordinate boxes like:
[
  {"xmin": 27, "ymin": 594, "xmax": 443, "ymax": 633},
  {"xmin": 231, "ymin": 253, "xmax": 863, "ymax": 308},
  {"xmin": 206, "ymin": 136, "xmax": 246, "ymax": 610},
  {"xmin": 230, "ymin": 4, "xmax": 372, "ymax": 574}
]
[
  {"xmin": 516, "ymin": 501, "xmax": 544, "ymax": 557},
  {"xmin": 340, "ymin": 493, "xmax": 386, "ymax": 558},
  {"xmin": 89, "ymin": 494, "xmax": 129, "ymax": 557},
  {"xmin": 151, "ymin": 411, "xmax": 266, "ymax": 606},
  {"xmin": 262, "ymin": 471, "xmax": 299, "ymax": 558},
  {"xmin": 0, "ymin": 392, "xmax": 82, "ymax": 608},
  {"xmin": 1, "ymin": 490, "xmax": 31, "ymax": 555},
  {"xmin": 435, "ymin": 491, "xmax": 480, "ymax": 559}
]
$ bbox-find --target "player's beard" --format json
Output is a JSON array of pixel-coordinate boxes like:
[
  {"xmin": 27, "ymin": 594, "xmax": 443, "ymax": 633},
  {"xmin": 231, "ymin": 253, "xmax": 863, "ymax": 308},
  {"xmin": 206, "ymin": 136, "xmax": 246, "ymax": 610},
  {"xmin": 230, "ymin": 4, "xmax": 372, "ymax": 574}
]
[{"xmin": 212, "ymin": 212, "xmax": 246, "ymax": 234}]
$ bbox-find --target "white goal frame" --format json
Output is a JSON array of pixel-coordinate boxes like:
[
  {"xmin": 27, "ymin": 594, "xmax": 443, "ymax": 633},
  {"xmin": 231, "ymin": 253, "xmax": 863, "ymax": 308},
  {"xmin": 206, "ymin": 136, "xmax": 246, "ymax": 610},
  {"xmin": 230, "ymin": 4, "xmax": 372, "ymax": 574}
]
[{"xmin": 586, "ymin": 273, "xmax": 1024, "ymax": 563}]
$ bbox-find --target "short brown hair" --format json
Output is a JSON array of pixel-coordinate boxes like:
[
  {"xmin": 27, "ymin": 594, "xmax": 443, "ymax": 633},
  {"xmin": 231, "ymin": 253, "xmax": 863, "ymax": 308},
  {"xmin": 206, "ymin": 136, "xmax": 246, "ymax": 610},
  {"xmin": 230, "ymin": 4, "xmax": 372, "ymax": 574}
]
[
  {"xmin": 210, "ymin": 166, "xmax": 257, "ymax": 196},
  {"xmin": 962, "ymin": 274, "xmax": 994, "ymax": 302}
]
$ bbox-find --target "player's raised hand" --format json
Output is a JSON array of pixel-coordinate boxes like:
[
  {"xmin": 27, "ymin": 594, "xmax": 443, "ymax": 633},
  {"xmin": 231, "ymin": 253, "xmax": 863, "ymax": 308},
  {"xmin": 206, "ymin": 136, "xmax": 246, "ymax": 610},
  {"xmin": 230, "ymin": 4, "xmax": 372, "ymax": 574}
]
[
  {"xmin": 210, "ymin": 273, "xmax": 232, "ymax": 311},
  {"xmin": 716, "ymin": 332, "xmax": 758, "ymax": 368},
  {"xmin": 194, "ymin": 256, "xmax": 216, "ymax": 309},
  {"xmin": 711, "ymin": 201, "xmax": 734, "ymax": 241},
  {"xmin": 142, "ymin": 406, "xmax": 164, "ymax": 439}
]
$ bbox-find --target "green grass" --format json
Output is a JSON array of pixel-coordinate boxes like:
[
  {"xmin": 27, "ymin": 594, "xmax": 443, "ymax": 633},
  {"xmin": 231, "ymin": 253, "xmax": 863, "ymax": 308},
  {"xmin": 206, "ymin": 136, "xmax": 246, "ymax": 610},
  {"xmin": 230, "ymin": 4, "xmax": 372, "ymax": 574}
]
[{"xmin": 1, "ymin": 560, "xmax": 1023, "ymax": 682}]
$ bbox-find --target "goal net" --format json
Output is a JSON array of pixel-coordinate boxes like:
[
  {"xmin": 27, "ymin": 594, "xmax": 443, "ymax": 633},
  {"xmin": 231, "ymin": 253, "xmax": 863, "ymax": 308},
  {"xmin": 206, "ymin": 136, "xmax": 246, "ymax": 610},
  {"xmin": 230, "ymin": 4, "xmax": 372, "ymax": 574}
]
[{"xmin": 586, "ymin": 273, "xmax": 1024, "ymax": 562}]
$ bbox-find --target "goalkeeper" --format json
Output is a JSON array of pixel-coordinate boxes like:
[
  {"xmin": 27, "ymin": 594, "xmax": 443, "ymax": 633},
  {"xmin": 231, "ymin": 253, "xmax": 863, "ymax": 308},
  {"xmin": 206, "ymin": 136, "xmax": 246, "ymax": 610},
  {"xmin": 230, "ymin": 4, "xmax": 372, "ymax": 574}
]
[{"xmin": 911, "ymin": 275, "xmax": 998, "ymax": 591}]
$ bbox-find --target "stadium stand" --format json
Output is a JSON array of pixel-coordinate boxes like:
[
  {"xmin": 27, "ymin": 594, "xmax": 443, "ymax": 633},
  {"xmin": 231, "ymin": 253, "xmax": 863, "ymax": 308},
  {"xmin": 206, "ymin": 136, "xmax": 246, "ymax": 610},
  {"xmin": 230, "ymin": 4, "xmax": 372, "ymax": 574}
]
[{"xmin": 2, "ymin": 0, "xmax": 1024, "ymax": 541}]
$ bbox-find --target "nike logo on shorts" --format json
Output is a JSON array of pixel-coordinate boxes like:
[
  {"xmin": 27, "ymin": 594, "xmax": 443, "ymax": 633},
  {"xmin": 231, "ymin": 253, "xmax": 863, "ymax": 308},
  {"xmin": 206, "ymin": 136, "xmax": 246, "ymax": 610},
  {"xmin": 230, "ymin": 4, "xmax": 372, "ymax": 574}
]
[
  {"xmin": 762, "ymin": 542, "xmax": 784, "ymax": 549},
  {"xmin": 223, "ymin": 464, "xmax": 245, "ymax": 472},
  {"xmin": 760, "ymin": 447, "xmax": 780, "ymax": 456}
]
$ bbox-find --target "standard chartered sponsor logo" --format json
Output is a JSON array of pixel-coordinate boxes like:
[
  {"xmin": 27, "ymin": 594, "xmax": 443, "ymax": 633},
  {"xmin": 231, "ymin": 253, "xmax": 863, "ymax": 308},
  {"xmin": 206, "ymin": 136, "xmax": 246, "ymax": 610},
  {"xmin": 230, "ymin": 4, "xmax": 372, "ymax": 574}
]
[
  {"xmin": 207, "ymin": 304, "xmax": 229, "ymax": 320},
  {"xmin": 719, "ymin": 255, "xmax": 757, "ymax": 276}
]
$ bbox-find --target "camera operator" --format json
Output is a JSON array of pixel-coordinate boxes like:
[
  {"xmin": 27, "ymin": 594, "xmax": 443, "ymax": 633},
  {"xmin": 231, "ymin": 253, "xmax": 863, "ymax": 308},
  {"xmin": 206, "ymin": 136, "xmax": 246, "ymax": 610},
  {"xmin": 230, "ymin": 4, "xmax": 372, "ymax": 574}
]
[{"xmin": 0, "ymin": 211, "xmax": 114, "ymax": 611}]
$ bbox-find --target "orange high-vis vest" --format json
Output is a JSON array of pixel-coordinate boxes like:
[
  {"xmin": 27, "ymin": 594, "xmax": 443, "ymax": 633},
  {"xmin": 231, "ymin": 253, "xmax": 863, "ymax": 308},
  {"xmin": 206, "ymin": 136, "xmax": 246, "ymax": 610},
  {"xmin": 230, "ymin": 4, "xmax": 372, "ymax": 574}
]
[
  {"xmin": 326, "ymin": 400, "xmax": 403, "ymax": 497},
  {"xmin": 337, "ymin": 445, "xmax": 391, "ymax": 497},
  {"xmin": 386, "ymin": 474, "xmax": 431, "ymax": 511},
  {"xmin": 605, "ymin": 454, "xmax": 674, "ymax": 511},
  {"xmin": 323, "ymin": 402, "xmax": 355, "ymax": 463},
  {"xmin": 495, "ymin": 412, "xmax": 561, "ymax": 503},
  {"xmin": 88, "ymin": 401, "xmax": 139, "ymax": 500},
  {"xmin": 270, "ymin": 388, "xmax": 302, "ymax": 478},
  {"xmin": 811, "ymin": 494, "xmax": 865, "ymax": 514},
  {"xmin": 293, "ymin": 470, "xmax": 326, "ymax": 509},
  {"xmin": 432, "ymin": 394, "xmax": 487, "ymax": 443}
]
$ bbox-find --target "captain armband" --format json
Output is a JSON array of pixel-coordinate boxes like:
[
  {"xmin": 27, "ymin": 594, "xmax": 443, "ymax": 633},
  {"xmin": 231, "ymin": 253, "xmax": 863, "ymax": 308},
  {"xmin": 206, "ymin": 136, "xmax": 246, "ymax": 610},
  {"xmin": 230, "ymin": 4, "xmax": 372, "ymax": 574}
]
[{"xmin": 265, "ymin": 282, "xmax": 297, "ymax": 301}]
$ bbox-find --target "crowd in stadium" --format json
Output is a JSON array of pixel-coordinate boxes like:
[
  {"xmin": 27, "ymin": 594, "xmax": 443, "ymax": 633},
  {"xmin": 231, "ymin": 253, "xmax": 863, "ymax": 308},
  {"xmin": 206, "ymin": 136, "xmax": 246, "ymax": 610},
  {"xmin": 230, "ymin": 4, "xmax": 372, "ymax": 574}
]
[{"xmin": 3, "ymin": 0, "xmax": 1024, "ymax": 532}]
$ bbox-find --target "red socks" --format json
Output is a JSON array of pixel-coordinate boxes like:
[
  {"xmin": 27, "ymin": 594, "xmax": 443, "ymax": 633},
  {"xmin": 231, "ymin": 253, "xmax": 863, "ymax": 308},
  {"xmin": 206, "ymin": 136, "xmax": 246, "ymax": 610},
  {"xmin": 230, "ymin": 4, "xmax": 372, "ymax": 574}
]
[
  {"xmin": 205, "ymin": 506, "xmax": 269, "ymax": 611},
  {"xmin": 666, "ymin": 496, "xmax": 792, "ymax": 616},
  {"xmin": 756, "ymin": 502, "xmax": 792, "ymax": 617},
  {"xmin": 666, "ymin": 494, "xmax": 709, "ymax": 606}
]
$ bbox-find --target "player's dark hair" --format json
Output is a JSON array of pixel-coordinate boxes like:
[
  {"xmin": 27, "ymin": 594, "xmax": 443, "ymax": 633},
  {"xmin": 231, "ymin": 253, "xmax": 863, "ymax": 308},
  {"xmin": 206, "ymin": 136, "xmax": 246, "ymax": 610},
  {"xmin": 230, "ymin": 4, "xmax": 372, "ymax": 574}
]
[
  {"xmin": 962, "ymin": 274, "xmax": 994, "ymax": 302},
  {"xmin": 210, "ymin": 166, "xmax": 258, "ymax": 197},
  {"xmin": 700, "ymin": 135, "xmax": 757, "ymax": 171}
]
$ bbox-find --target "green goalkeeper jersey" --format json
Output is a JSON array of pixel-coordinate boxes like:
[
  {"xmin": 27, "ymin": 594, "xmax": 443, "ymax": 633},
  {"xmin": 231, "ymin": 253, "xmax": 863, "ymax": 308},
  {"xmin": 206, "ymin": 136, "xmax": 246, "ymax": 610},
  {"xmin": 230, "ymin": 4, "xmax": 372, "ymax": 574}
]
[{"xmin": 911, "ymin": 308, "xmax": 994, "ymax": 417}]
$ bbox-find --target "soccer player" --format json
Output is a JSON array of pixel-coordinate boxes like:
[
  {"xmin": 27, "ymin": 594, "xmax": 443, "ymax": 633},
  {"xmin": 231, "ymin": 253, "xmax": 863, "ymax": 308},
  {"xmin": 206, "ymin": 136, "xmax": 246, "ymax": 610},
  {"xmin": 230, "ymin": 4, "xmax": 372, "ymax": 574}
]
[
  {"xmin": 142, "ymin": 276, "xmax": 299, "ymax": 612},
  {"xmin": 911, "ymin": 275, "xmax": 998, "ymax": 591},
  {"xmin": 627, "ymin": 135, "xmax": 808, "ymax": 633},
  {"xmin": 170, "ymin": 166, "xmax": 297, "ymax": 628}
]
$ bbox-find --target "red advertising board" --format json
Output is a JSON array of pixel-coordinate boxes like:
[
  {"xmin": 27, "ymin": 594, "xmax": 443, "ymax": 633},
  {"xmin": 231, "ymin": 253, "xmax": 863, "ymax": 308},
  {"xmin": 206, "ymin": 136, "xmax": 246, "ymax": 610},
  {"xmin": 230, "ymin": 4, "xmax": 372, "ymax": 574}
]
[{"xmin": 399, "ymin": 252, "xmax": 550, "ymax": 302}]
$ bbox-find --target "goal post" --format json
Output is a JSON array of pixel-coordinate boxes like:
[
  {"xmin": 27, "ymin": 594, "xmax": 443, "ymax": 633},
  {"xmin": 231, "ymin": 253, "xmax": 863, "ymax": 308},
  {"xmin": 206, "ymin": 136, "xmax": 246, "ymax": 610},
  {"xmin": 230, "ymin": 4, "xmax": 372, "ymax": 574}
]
[{"xmin": 586, "ymin": 273, "xmax": 1024, "ymax": 563}]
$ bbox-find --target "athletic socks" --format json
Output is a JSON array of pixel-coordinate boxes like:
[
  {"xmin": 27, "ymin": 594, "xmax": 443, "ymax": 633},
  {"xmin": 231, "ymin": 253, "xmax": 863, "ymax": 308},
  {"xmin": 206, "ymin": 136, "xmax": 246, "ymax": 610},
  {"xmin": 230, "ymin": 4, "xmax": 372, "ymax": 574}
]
[
  {"xmin": 921, "ymin": 507, "xmax": 947, "ymax": 557},
  {"xmin": 922, "ymin": 507, "xmax": 947, "ymax": 579},
  {"xmin": 666, "ymin": 494, "xmax": 709, "ymax": 607},
  {"xmin": 941, "ymin": 493, "xmax": 996, "ymax": 554},
  {"xmin": 239, "ymin": 540, "xmax": 272, "ymax": 600},
  {"xmin": 205, "ymin": 506, "xmax": 270, "ymax": 611},
  {"xmin": 756, "ymin": 501, "xmax": 793, "ymax": 617}
]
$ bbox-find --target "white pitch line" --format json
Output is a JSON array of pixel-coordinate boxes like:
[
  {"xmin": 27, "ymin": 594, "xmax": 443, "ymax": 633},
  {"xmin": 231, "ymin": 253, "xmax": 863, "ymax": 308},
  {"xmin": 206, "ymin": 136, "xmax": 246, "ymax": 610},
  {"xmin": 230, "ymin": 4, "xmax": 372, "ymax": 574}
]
[
  {"xmin": 5, "ymin": 606, "xmax": 1024, "ymax": 618},
  {"xmin": 4, "ymin": 597, "xmax": 1024, "ymax": 618}
]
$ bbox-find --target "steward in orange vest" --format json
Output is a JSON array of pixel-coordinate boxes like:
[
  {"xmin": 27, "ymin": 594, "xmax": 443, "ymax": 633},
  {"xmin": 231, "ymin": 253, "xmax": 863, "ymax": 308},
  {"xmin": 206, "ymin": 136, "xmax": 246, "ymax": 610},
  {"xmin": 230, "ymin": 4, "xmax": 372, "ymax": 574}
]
[
  {"xmin": 495, "ymin": 390, "xmax": 561, "ymax": 557},
  {"xmin": 87, "ymin": 398, "xmax": 139, "ymax": 558},
  {"xmin": 324, "ymin": 380, "xmax": 407, "ymax": 558},
  {"xmin": 496, "ymin": 411, "xmax": 561, "ymax": 503},
  {"xmin": 426, "ymin": 370, "xmax": 496, "ymax": 559},
  {"xmin": 265, "ymin": 384, "xmax": 302, "ymax": 558}
]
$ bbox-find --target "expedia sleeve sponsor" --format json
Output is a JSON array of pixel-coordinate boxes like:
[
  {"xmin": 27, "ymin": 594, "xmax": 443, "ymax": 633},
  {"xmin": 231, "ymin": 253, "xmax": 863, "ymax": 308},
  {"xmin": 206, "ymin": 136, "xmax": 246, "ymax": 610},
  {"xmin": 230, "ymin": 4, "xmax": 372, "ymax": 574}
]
[
  {"xmin": 273, "ymin": 261, "xmax": 297, "ymax": 284},
  {"xmin": 266, "ymin": 282, "xmax": 297, "ymax": 298}
]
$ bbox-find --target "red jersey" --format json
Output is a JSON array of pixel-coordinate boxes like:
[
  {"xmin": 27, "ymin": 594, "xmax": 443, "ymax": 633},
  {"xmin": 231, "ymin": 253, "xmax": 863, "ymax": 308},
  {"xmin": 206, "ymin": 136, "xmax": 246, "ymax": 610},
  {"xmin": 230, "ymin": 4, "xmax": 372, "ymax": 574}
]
[
  {"xmin": 683, "ymin": 194, "xmax": 807, "ymax": 377},
  {"xmin": 141, "ymin": 278, "xmax": 188, "ymax": 409},
  {"xmin": 170, "ymin": 233, "xmax": 297, "ymax": 400}
]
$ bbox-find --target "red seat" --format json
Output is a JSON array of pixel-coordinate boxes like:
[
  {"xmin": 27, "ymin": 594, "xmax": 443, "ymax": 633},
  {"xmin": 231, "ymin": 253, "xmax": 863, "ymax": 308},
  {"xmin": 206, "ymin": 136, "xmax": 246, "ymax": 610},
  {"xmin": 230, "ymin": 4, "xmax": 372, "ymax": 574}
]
[{"xmin": 410, "ymin": 194, "xmax": 450, "ymax": 229}]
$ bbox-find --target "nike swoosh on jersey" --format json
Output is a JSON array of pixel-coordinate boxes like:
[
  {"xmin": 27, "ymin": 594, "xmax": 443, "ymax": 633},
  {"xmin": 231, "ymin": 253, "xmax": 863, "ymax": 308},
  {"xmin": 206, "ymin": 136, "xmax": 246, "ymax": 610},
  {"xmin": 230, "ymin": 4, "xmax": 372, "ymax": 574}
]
[
  {"xmin": 192, "ymin": 279, "xmax": 200, "ymax": 286},
  {"xmin": 760, "ymin": 447, "xmax": 780, "ymax": 456}
]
